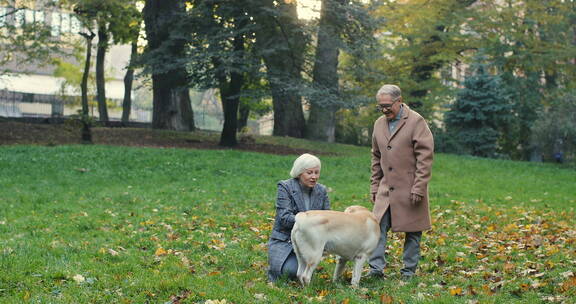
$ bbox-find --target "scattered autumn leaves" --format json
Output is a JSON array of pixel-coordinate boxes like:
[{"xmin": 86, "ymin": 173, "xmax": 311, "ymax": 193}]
[
  {"xmin": 78, "ymin": 198, "xmax": 574, "ymax": 303},
  {"xmin": 415, "ymin": 200, "xmax": 576, "ymax": 302}
]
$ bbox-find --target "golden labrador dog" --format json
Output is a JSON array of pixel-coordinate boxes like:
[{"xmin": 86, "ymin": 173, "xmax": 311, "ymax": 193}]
[{"xmin": 291, "ymin": 205, "xmax": 380, "ymax": 287}]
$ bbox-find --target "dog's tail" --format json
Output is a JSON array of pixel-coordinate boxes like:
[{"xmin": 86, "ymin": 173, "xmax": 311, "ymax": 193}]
[{"xmin": 291, "ymin": 222, "xmax": 301, "ymax": 254}]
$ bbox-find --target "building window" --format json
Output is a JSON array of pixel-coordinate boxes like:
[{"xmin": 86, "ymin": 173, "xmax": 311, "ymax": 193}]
[
  {"xmin": 14, "ymin": 9, "xmax": 25, "ymax": 27},
  {"xmin": 35, "ymin": 10, "xmax": 45, "ymax": 23},
  {"xmin": 51, "ymin": 12, "xmax": 60, "ymax": 36},
  {"xmin": 71, "ymin": 16, "xmax": 81, "ymax": 33},
  {"xmin": 25, "ymin": 9, "xmax": 34, "ymax": 23},
  {"xmin": 61, "ymin": 13, "xmax": 70, "ymax": 33},
  {"xmin": 0, "ymin": 8, "xmax": 6, "ymax": 26}
]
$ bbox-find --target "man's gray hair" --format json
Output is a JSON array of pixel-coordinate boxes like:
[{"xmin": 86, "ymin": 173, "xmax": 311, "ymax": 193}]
[
  {"xmin": 290, "ymin": 153, "xmax": 321, "ymax": 178},
  {"xmin": 376, "ymin": 84, "xmax": 402, "ymax": 101}
]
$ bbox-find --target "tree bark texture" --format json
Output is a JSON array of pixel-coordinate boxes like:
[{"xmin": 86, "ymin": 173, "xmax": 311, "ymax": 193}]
[
  {"xmin": 254, "ymin": 1, "xmax": 306, "ymax": 138},
  {"xmin": 305, "ymin": 0, "xmax": 344, "ymax": 142},
  {"xmin": 96, "ymin": 22, "xmax": 109, "ymax": 124},
  {"xmin": 219, "ymin": 83, "xmax": 242, "ymax": 146},
  {"xmin": 216, "ymin": 17, "xmax": 246, "ymax": 147},
  {"xmin": 121, "ymin": 41, "xmax": 137, "ymax": 124},
  {"xmin": 150, "ymin": 75, "xmax": 195, "ymax": 131},
  {"xmin": 79, "ymin": 31, "xmax": 95, "ymax": 144},
  {"xmin": 238, "ymin": 101, "xmax": 250, "ymax": 132},
  {"xmin": 80, "ymin": 32, "xmax": 94, "ymax": 118},
  {"xmin": 143, "ymin": 0, "xmax": 194, "ymax": 131}
]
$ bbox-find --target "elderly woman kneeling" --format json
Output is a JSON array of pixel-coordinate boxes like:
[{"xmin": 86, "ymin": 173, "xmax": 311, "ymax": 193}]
[{"xmin": 267, "ymin": 153, "xmax": 331, "ymax": 282}]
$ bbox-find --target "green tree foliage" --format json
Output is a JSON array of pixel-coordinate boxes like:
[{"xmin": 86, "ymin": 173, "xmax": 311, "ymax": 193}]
[
  {"xmin": 251, "ymin": 0, "xmax": 308, "ymax": 138},
  {"xmin": 531, "ymin": 90, "xmax": 576, "ymax": 164},
  {"xmin": 335, "ymin": 0, "xmax": 575, "ymax": 162},
  {"xmin": 364, "ymin": 0, "xmax": 476, "ymax": 117},
  {"xmin": 141, "ymin": 0, "xmax": 195, "ymax": 131},
  {"xmin": 336, "ymin": 0, "xmax": 475, "ymax": 147},
  {"xmin": 105, "ymin": 1, "xmax": 140, "ymax": 124},
  {"xmin": 66, "ymin": 0, "xmax": 140, "ymax": 124},
  {"xmin": 52, "ymin": 44, "xmax": 95, "ymax": 111},
  {"xmin": 69, "ymin": 0, "xmax": 110, "ymax": 123},
  {"xmin": 305, "ymin": 0, "xmax": 379, "ymax": 142},
  {"xmin": 334, "ymin": 106, "xmax": 377, "ymax": 146},
  {"xmin": 238, "ymin": 74, "xmax": 271, "ymax": 132},
  {"xmin": 0, "ymin": 1, "xmax": 63, "ymax": 75},
  {"xmin": 444, "ymin": 62, "xmax": 513, "ymax": 157},
  {"xmin": 305, "ymin": 0, "xmax": 346, "ymax": 142},
  {"xmin": 186, "ymin": 0, "xmax": 258, "ymax": 146},
  {"xmin": 466, "ymin": 0, "xmax": 576, "ymax": 160}
]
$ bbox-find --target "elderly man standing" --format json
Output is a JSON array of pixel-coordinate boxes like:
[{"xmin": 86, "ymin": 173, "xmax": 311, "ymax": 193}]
[{"xmin": 367, "ymin": 84, "xmax": 434, "ymax": 280}]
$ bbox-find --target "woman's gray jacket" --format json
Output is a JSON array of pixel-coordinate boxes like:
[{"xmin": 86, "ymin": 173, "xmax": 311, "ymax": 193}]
[{"xmin": 267, "ymin": 178, "xmax": 330, "ymax": 281}]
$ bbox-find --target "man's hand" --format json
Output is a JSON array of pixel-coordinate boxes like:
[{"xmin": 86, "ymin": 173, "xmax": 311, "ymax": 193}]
[{"xmin": 411, "ymin": 193, "xmax": 423, "ymax": 205}]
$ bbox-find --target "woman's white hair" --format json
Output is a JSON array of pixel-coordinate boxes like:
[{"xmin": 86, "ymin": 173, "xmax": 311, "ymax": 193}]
[{"xmin": 290, "ymin": 153, "xmax": 321, "ymax": 178}]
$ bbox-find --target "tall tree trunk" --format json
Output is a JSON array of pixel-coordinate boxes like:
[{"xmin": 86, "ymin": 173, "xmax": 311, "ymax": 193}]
[
  {"xmin": 121, "ymin": 41, "xmax": 137, "ymax": 124},
  {"xmin": 254, "ymin": 1, "xmax": 306, "ymax": 138},
  {"xmin": 216, "ymin": 19, "xmax": 245, "ymax": 147},
  {"xmin": 238, "ymin": 101, "xmax": 250, "ymax": 131},
  {"xmin": 143, "ymin": 0, "xmax": 195, "ymax": 131},
  {"xmin": 219, "ymin": 84, "xmax": 242, "ymax": 146},
  {"xmin": 79, "ymin": 31, "xmax": 95, "ymax": 144},
  {"xmin": 177, "ymin": 88, "xmax": 194, "ymax": 130},
  {"xmin": 96, "ymin": 21, "xmax": 109, "ymax": 124},
  {"xmin": 150, "ymin": 76, "xmax": 194, "ymax": 130},
  {"xmin": 306, "ymin": 0, "xmax": 344, "ymax": 142}
]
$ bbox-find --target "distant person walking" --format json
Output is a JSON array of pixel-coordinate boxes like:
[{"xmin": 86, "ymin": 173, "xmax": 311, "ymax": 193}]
[
  {"xmin": 367, "ymin": 84, "xmax": 434, "ymax": 280},
  {"xmin": 267, "ymin": 153, "xmax": 331, "ymax": 282}
]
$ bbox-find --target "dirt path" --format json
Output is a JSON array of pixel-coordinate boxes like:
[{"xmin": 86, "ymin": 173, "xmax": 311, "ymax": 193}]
[{"xmin": 0, "ymin": 120, "xmax": 323, "ymax": 155}]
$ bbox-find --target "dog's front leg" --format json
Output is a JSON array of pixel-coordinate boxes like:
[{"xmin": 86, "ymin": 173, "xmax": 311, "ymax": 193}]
[
  {"xmin": 333, "ymin": 256, "xmax": 347, "ymax": 283},
  {"xmin": 350, "ymin": 254, "xmax": 368, "ymax": 288}
]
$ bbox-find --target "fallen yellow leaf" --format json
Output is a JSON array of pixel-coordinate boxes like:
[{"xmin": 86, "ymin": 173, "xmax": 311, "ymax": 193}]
[
  {"xmin": 380, "ymin": 293, "xmax": 393, "ymax": 303},
  {"xmin": 482, "ymin": 284, "xmax": 495, "ymax": 295},
  {"xmin": 560, "ymin": 276, "xmax": 576, "ymax": 292},
  {"xmin": 155, "ymin": 247, "xmax": 167, "ymax": 256},
  {"xmin": 449, "ymin": 287, "xmax": 463, "ymax": 296}
]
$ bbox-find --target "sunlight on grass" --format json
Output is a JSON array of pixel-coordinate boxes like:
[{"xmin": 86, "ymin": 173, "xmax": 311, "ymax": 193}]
[{"xmin": 0, "ymin": 145, "xmax": 574, "ymax": 303}]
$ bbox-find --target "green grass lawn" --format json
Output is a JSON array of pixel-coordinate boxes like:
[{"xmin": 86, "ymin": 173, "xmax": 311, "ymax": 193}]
[{"xmin": 0, "ymin": 142, "xmax": 575, "ymax": 303}]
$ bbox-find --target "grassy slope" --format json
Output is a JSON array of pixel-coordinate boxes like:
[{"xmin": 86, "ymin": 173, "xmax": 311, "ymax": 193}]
[{"xmin": 0, "ymin": 142, "xmax": 574, "ymax": 303}]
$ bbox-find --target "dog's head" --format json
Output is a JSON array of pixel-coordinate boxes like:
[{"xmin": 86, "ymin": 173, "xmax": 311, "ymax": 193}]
[{"xmin": 343, "ymin": 205, "xmax": 370, "ymax": 214}]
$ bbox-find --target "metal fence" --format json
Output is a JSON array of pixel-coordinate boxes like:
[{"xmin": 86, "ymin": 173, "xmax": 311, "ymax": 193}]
[
  {"xmin": 0, "ymin": 89, "xmax": 151, "ymax": 122},
  {"xmin": 0, "ymin": 89, "xmax": 275, "ymax": 134}
]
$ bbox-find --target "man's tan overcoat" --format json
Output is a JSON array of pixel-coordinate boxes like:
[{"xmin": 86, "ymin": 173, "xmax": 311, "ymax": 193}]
[{"xmin": 371, "ymin": 104, "xmax": 434, "ymax": 232}]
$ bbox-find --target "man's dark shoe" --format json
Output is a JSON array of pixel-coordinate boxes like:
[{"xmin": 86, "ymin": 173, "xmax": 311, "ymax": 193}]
[{"xmin": 400, "ymin": 274, "xmax": 415, "ymax": 281}]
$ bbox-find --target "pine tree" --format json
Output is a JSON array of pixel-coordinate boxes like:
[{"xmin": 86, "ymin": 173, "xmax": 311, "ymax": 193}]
[{"xmin": 445, "ymin": 62, "xmax": 512, "ymax": 158}]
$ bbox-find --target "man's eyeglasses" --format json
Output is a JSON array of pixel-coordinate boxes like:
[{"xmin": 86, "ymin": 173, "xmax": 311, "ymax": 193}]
[{"xmin": 376, "ymin": 100, "xmax": 398, "ymax": 112}]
